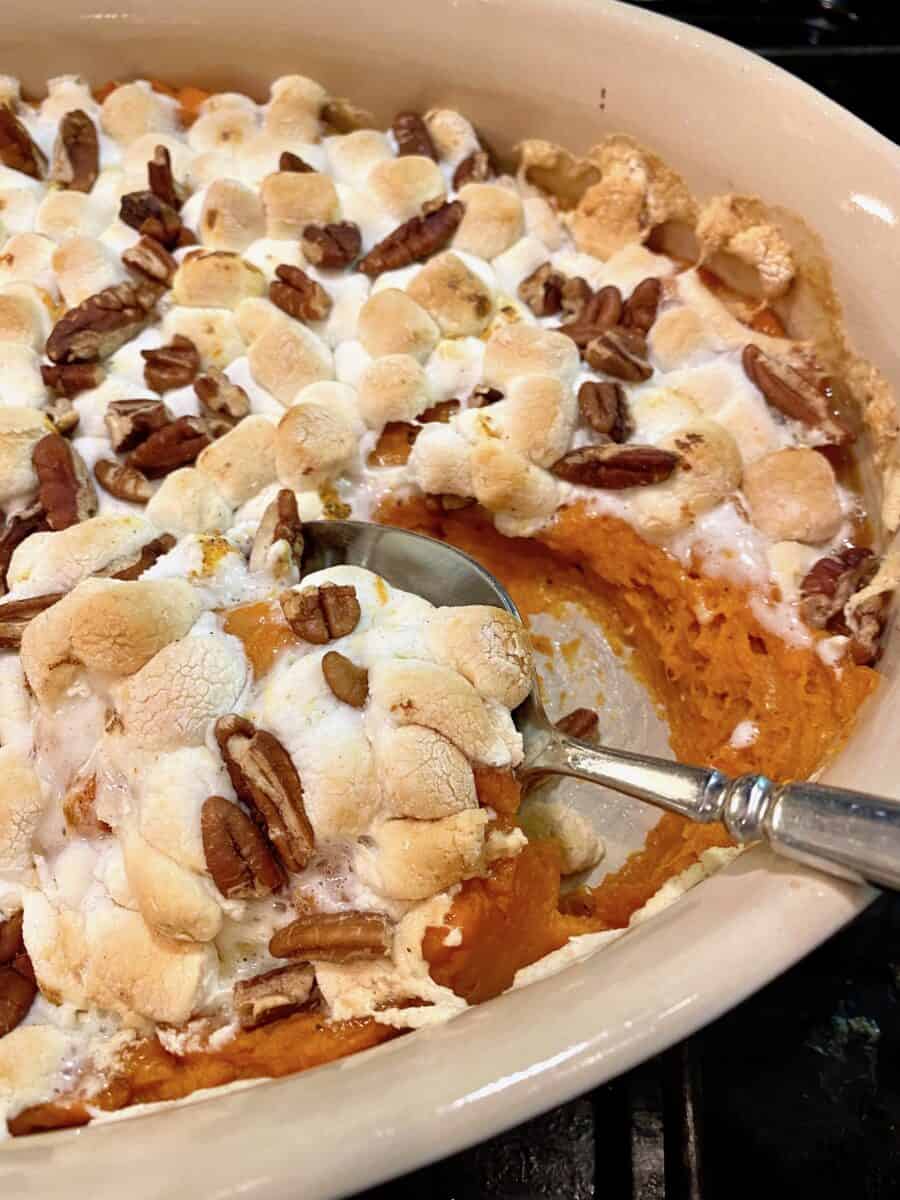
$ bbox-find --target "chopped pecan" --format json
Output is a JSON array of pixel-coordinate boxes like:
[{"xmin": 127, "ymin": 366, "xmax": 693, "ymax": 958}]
[
  {"xmin": 142, "ymin": 334, "xmax": 200, "ymax": 392},
  {"xmin": 126, "ymin": 415, "xmax": 211, "ymax": 477},
  {"xmin": 46, "ymin": 281, "xmax": 160, "ymax": 364},
  {"xmin": 215, "ymin": 715, "xmax": 315, "ymax": 874},
  {"xmin": 279, "ymin": 150, "xmax": 314, "ymax": 173},
  {"xmin": 50, "ymin": 109, "xmax": 99, "ymax": 193},
  {"xmin": 122, "ymin": 235, "xmax": 177, "ymax": 286},
  {"xmin": 0, "ymin": 105, "xmax": 46, "ymax": 179},
  {"xmin": 301, "ymin": 221, "xmax": 362, "ymax": 270},
  {"xmin": 558, "ymin": 285, "xmax": 623, "ymax": 350},
  {"xmin": 41, "ymin": 362, "xmax": 103, "ymax": 398},
  {"xmin": 94, "ymin": 459, "xmax": 153, "ymax": 504},
  {"xmin": 556, "ymin": 707, "xmax": 599, "ymax": 740},
  {"xmin": 423, "ymin": 493, "xmax": 476, "ymax": 514},
  {"xmin": 194, "ymin": 367, "xmax": 250, "ymax": 427},
  {"xmin": 800, "ymin": 547, "xmax": 877, "ymax": 629},
  {"xmin": 0, "ymin": 592, "xmax": 65, "ymax": 649},
  {"xmin": 322, "ymin": 650, "xmax": 369, "ymax": 707},
  {"xmin": 201, "ymin": 795, "xmax": 284, "ymax": 900},
  {"xmin": 102, "ymin": 532, "xmax": 176, "ymax": 581},
  {"xmin": 585, "ymin": 327, "xmax": 653, "ymax": 382},
  {"xmin": 391, "ymin": 111, "xmax": 437, "ymax": 159},
  {"xmin": 104, "ymin": 398, "xmax": 171, "ymax": 453},
  {"xmin": 551, "ymin": 443, "xmax": 679, "ymax": 488},
  {"xmin": 280, "ymin": 584, "xmax": 361, "ymax": 644},
  {"xmin": 367, "ymin": 422, "xmax": 420, "ymax": 467},
  {"xmin": 320, "ymin": 97, "xmax": 375, "ymax": 134},
  {"xmin": 269, "ymin": 910, "xmax": 391, "ymax": 962},
  {"xmin": 119, "ymin": 190, "xmax": 184, "ymax": 249},
  {"xmin": 0, "ymin": 957, "xmax": 36, "ymax": 1038},
  {"xmin": 147, "ymin": 144, "xmax": 184, "ymax": 210},
  {"xmin": 249, "ymin": 489, "xmax": 304, "ymax": 573},
  {"xmin": 420, "ymin": 399, "xmax": 460, "ymax": 423},
  {"xmin": 470, "ymin": 384, "xmax": 503, "ymax": 408},
  {"xmin": 621, "ymin": 277, "xmax": 662, "ymax": 335},
  {"xmin": 518, "ymin": 263, "xmax": 564, "ymax": 317},
  {"xmin": 560, "ymin": 276, "xmax": 593, "ymax": 319},
  {"xmin": 47, "ymin": 396, "xmax": 80, "ymax": 437},
  {"xmin": 233, "ymin": 963, "xmax": 315, "ymax": 1030},
  {"xmin": 0, "ymin": 911, "xmax": 23, "ymax": 966},
  {"xmin": 742, "ymin": 345, "xmax": 852, "ymax": 445},
  {"xmin": 33, "ymin": 434, "xmax": 98, "ymax": 530},
  {"xmin": 358, "ymin": 200, "xmax": 464, "ymax": 278},
  {"xmin": 452, "ymin": 149, "xmax": 492, "ymax": 190},
  {"xmin": 63, "ymin": 772, "xmax": 110, "ymax": 837},
  {"xmin": 269, "ymin": 265, "xmax": 332, "ymax": 322},
  {"xmin": 846, "ymin": 592, "xmax": 889, "ymax": 666},
  {"xmin": 0, "ymin": 503, "xmax": 48, "ymax": 593},
  {"xmin": 578, "ymin": 380, "xmax": 633, "ymax": 443}
]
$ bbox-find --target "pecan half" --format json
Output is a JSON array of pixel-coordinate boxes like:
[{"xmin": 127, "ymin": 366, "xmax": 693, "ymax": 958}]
[
  {"xmin": 391, "ymin": 111, "xmax": 437, "ymax": 159},
  {"xmin": 556, "ymin": 707, "xmax": 599, "ymax": 740},
  {"xmin": 214, "ymin": 716, "xmax": 315, "ymax": 874},
  {"xmin": 470, "ymin": 384, "xmax": 504, "ymax": 408},
  {"xmin": 578, "ymin": 380, "xmax": 633, "ymax": 443},
  {"xmin": 269, "ymin": 265, "xmax": 332, "ymax": 322},
  {"xmin": 0, "ymin": 503, "xmax": 48, "ymax": 593},
  {"xmin": 126, "ymin": 415, "xmax": 211, "ymax": 477},
  {"xmin": 41, "ymin": 362, "xmax": 103, "ymax": 398},
  {"xmin": 119, "ymin": 190, "xmax": 183, "ymax": 249},
  {"xmin": 0, "ymin": 958, "xmax": 36, "ymax": 1038},
  {"xmin": 63, "ymin": 772, "xmax": 110, "ymax": 837},
  {"xmin": 551, "ymin": 443, "xmax": 679, "ymax": 488},
  {"xmin": 94, "ymin": 459, "xmax": 153, "ymax": 504},
  {"xmin": 50, "ymin": 109, "xmax": 99, "ymax": 193},
  {"xmin": 47, "ymin": 396, "xmax": 80, "ymax": 437},
  {"xmin": 201, "ymin": 795, "xmax": 284, "ymax": 900},
  {"xmin": 233, "ymin": 963, "xmax": 315, "ymax": 1030},
  {"xmin": 452, "ymin": 149, "xmax": 492, "ymax": 190},
  {"xmin": 621, "ymin": 277, "xmax": 662, "ymax": 335},
  {"xmin": 0, "ymin": 911, "xmax": 23, "ymax": 965},
  {"xmin": 558, "ymin": 285, "xmax": 623, "ymax": 350},
  {"xmin": 279, "ymin": 150, "xmax": 314, "ymax": 173},
  {"xmin": 560, "ymin": 276, "xmax": 593, "ymax": 319},
  {"xmin": 33, "ymin": 434, "xmax": 98, "ymax": 530},
  {"xmin": 322, "ymin": 650, "xmax": 369, "ymax": 707},
  {"xmin": 46, "ymin": 281, "xmax": 160, "ymax": 364},
  {"xmin": 249, "ymin": 489, "xmax": 304, "ymax": 573},
  {"xmin": 122, "ymin": 236, "xmax": 177, "ymax": 286},
  {"xmin": 142, "ymin": 334, "xmax": 200, "ymax": 393},
  {"xmin": 147, "ymin": 144, "xmax": 184, "ymax": 210},
  {"xmin": 358, "ymin": 200, "xmax": 464, "ymax": 278},
  {"xmin": 585, "ymin": 327, "xmax": 653, "ymax": 382},
  {"xmin": 301, "ymin": 221, "xmax": 362, "ymax": 270},
  {"xmin": 280, "ymin": 584, "xmax": 361, "ymax": 644},
  {"xmin": 269, "ymin": 911, "xmax": 391, "ymax": 962},
  {"xmin": 0, "ymin": 592, "xmax": 65, "ymax": 649},
  {"xmin": 105, "ymin": 397, "xmax": 172, "ymax": 453},
  {"xmin": 0, "ymin": 105, "xmax": 46, "ymax": 179},
  {"xmin": 518, "ymin": 263, "xmax": 564, "ymax": 317},
  {"xmin": 742, "ymin": 345, "xmax": 852, "ymax": 445},
  {"xmin": 194, "ymin": 367, "xmax": 250, "ymax": 427},
  {"xmin": 800, "ymin": 547, "xmax": 877, "ymax": 629},
  {"xmin": 102, "ymin": 532, "xmax": 176, "ymax": 581}
]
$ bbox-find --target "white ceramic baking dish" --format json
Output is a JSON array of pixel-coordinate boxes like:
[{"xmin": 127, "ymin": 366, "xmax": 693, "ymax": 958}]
[{"xmin": 2, "ymin": 0, "xmax": 899, "ymax": 1195}]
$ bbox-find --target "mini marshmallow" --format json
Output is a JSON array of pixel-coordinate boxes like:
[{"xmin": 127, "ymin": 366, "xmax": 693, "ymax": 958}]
[
  {"xmin": 0, "ymin": 282, "xmax": 50, "ymax": 350},
  {"xmin": 7, "ymin": 514, "xmax": 159, "ymax": 596},
  {"xmin": 522, "ymin": 196, "xmax": 566, "ymax": 250},
  {"xmin": 743, "ymin": 447, "xmax": 843, "ymax": 544},
  {"xmin": 470, "ymin": 440, "xmax": 559, "ymax": 524},
  {"xmin": 247, "ymin": 317, "xmax": 334, "ymax": 405},
  {"xmin": 356, "ymin": 288, "xmax": 439, "ymax": 362},
  {"xmin": 492, "ymin": 235, "xmax": 555, "ymax": 295},
  {"xmin": 375, "ymin": 724, "xmax": 477, "ymax": 820},
  {"xmin": 406, "ymin": 252, "xmax": 494, "ymax": 338},
  {"xmin": 0, "ymin": 233, "xmax": 56, "ymax": 289},
  {"xmin": 408, "ymin": 422, "xmax": 474, "ymax": 498},
  {"xmin": 188, "ymin": 105, "xmax": 258, "ymax": 155},
  {"xmin": 200, "ymin": 179, "xmax": 266, "ymax": 252},
  {"xmin": 0, "ymin": 746, "xmax": 44, "ymax": 871},
  {"xmin": 425, "ymin": 605, "xmax": 533, "ymax": 708},
  {"xmin": 368, "ymin": 156, "xmax": 446, "ymax": 222},
  {"xmin": 100, "ymin": 82, "xmax": 177, "ymax": 145},
  {"xmin": 34, "ymin": 189, "xmax": 109, "ymax": 243},
  {"xmin": 161, "ymin": 306, "xmax": 247, "ymax": 369},
  {"xmin": 260, "ymin": 171, "xmax": 340, "ymax": 239},
  {"xmin": 0, "ymin": 1025, "xmax": 72, "ymax": 1118},
  {"xmin": 22, "ymin": 892, "xmax": 87, "ymax": 1008},
  {"xmin": 424, "ymin": 108, "xmax": 480, "ymax": 164},
  {"xmin": 146, "ymin": 467, "xmax": 233, "ymax": 537},
  {"xmin": 466, "ymin": 373, "xmax": 577, "ymax": 467},
  {"xmin": 482, "ymin": 322, "xmax": 580, "ymax": 389},
  {"xmin": 0, "ymin": 191, "xmax": 41, "ymax": 240},
  {"xmin": 325, "ymin": 130, "xmax": 392, "ymax": 189},
  {"xmin": 40, "ymin": 75, "xmax": 98, "ymax": 122},
  {"xmin": 138, "ymin": 745, "xmax": 230, "ymax": 872},
  {"xmin": 453, "ymin": 184, "xmax": 524, "ymax": 260},
  {"xmin": 263, "ymin": 75, "xmax": 327, "ymax": 142},
  {"xmin": 355, "ymin": 810, "xmax": 489, "ymax": 901},
  {"xmin": 275, "ymin": 380, "xmax": 363, "ymax": 487},
  {"xmin": 123, "ymin": 831, "xmax": 223, "ymax": 943},
  {"xmin": 356, "ymin": 354, "xmax": 431, "ymax": 428},
  {"xmin": 196, "ymin": 414, "xmax": 277, "ymax": 506},
  {"xmin": 0, "ymin": 407, "xmax": 52, "ymax": 504},
  {"xmin": 172, "ymin": 251, "xmax": 266, "ymax": 309},
  {"xmin": 52, "ymin": 236, "xmax": 125, "ymax": 308},
  {"xmin": 0, "ymin": 343, "xmax": 46, "ymax": 409}
]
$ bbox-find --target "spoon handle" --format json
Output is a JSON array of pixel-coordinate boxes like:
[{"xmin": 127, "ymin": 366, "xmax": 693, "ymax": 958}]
[{"xmin": 522, "ymin": 735, "xmax": 900, "ymax": 890}]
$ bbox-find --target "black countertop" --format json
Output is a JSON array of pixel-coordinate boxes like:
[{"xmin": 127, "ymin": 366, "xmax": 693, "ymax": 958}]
[{"xmin": 357, "ymin": 6, "xmax": 900, "ymax": 1196}]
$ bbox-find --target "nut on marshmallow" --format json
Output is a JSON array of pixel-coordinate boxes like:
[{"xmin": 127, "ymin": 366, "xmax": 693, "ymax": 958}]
[
  {"xmin": 275, "ymin": 380, "xmax": 363, "ymax": 487},
  {"xmin": 261, "ymin": 171, "xmax": 340, "ymax": 239},
  {"xmin": 425, "ymin": 606, "xmax": 532, "ymax": 708},
  {"xmin": 356, "ymin": 354, "xmax": 431, "ymax": 427},
  {"xmin": 407, "ymin": 252, "xmax": 494, "ymax": 337},
  {"xmin": 146, "ymin": 467, "xmax": 233, "ymax": 537},
  {"xmin": 368, "ymin": 156, "xmax": 446, "ymax": 222},
  {"xmin": 173, "ymin": 251, "xmax": 266, "ymax": 309},
  {"xmin": 357, "ymin": 289, "xmax": 439, "ymax": 362},
  {"xmin": 355, "ymin": 810, "xmax": 489, "ymax": 901},
  {"xmin": 631, "ymin": 419, "xmax": 743, "ymax": 537},
  {"xmin": 452, "ymin": 184, "xmax": 525, "ymax": 260},
  {"xmin": 200, "ymin": 179, "xmax": 266, "ymax": 252},
  {"xmin": 196, "ymin": 414, "xmax": 277, "ymax": 506},
  {"xmin": 7, "ymin": 514, "xmax": 160, "ymax": 597}
]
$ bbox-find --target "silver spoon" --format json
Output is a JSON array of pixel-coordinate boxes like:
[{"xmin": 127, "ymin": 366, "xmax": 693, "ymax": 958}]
[{"xmin": 302, "ymin": 519, "xmax": 900, "ymax": 890}]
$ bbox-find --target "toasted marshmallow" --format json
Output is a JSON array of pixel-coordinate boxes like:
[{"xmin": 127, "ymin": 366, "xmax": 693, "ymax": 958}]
[
  {"xmin": 466, "ymin": 374, "xmax": 576, "ymax": 467},
  {"xmin": 199, "ymin": 179, "xmax": 266, "ymax": 252},
  {"xmin": 0, "ymin": 233, "xmax": 56, "ymax": 289},
  {"xmin": 161, "ymin": 306, "xmax": 247, "ymax": 369},
  {"xmin": 263, "ymin": 74, "xmax": 327, "ymax": 142},
  {"xmin": 247, "ymin": 317, "xmax": 334, "ymax": 405},
  {"xmin": 424, "ymin": 108, "xmax": 479, "ymax": 164},
  {"xmin": 52, "ymin": 236, "xmax": 125, "ymax": 308},
  {"xmin": 424, "ymin": 606, "xmax": 532, "ymax": 708},
  {"xmin": 238, "ymin": 133, "xmax": 326, "ymax": 190},
  {"xmin": 121, "ymin": 132, "xmax": 195, "ymax": 192},
  {"xmin": 483, "ymin": 322, "xmax": 579, "ymax": 389},
  {"xmin": 408, "ymin": 423, "xmax": 474, "ymax": 498},
  {"xmin": 375, "ymin": 724, "xmax": 477, "ymax": 820},
  {"xmin": 355, "ymin": 810, "xmax": 489, "ymax": 900},
  {"xmin": 0, "ymin": 343, "xmax": 46, "ymax": 409},
  {"xmin": 0, "ymin": 656, "xmax": 33, "ymax": 755},
  {"xmin": 188, "ymin": 105, "xmax": 258, "ymax": 155},
  {"xmin": 470, "ymin": 440, "xmax": 559, "ymax": 526},
  {"xmin": 40, "ymin": 75, "xmax": 97, "ymax": 122},
  {"xmin": 492, "ymin": 234, "xmax": 555, "ymax": 295},
  {"xmin": 453, "ymin": 184, "xmax": 524, "ymax": 260},
  {"xmin": 173, "ymin": 251, "xmax": 266, "ymax": 309},
  {"xmin": 0, "ymin": 746, "xmax": 44, "ymax": 871},
  {"xmin": 356, "ymin": 354, "xmax": 431, "ymax": 428},
  {"xmin": 260, "ymin": 171, "xmax": 340, "ymax": 239},
  {"xmin": 7, "ymin": 514, "xmax": 159, "ymax": 597},
  {"xmin": 34, "ymin": 189, "xmax": 109, "ymax": 243},
  {"xmin": 123, "ymin": 831, "xmax": 222, "ymax": 943},
  {"xmin": 522, "ymin": 195, "xmax": 565, "ymax": 250},
  {"xmin": 146, "ymin": 467, "xmax": 233, "ymax": 537},
  {"xmin": 406, "ymin": 252, "xmax": 494, "ymax": 337},
  {"xmin": 356, "ymin": 288, "xmax": 439, "ymax": 362},
  {"xmin": 696, "ymin": 195, "xmax": 795, "ymax": 300},
  {"xmin": 100, "ymin": 81, "xmax": 177, "ymax": 145},
  {"xmin": 275, "ymin": 380, "xmax": 363, "ymax": 487},
  {"xmin": 743, "ymin": 447, "xmax": 843, "ymax": 544},
  {"xmin": 235, "ymin": 295, "xmax": 283, "ymax": 344},
  {"xmin": 0, "ymin": 1025, "xmax": 72, "ymax": 1121},
  {"xmin": 520, "ymin": 799, "xmax": 605, "ymax": 875},
  {"xmin": 22, "ymin": 891, "xmax": 87, "ymax": 1007},
  {"xmin": 138, "ymin": 745, "xmax": 229, "ymax": 872},
  {"xmin": 325, "ymin": 130, "xmax": 392, "ymax": 189},
  {"xmin": 0, "ymin": 282, "xmax": 51, "ymax": 349},
  {"xmin": 195, "ymin": 414, "xmax": 277, "ymax": 506},
  {"xmin": 0, "ymin": 407, "xmax": 52, "ymax": 504},
  {"xmin": 0, "ymin": 191, "xmax": 40, "ymax": 240},
  {"xmin": 368, "ymin": 156, "xmax": 446, "ymax": 222}
]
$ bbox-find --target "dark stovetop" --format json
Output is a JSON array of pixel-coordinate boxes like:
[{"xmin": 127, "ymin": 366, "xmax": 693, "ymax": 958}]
[{"xmin": 355, "ymin": 6, "xmax": 900, "ymax": 1197}]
